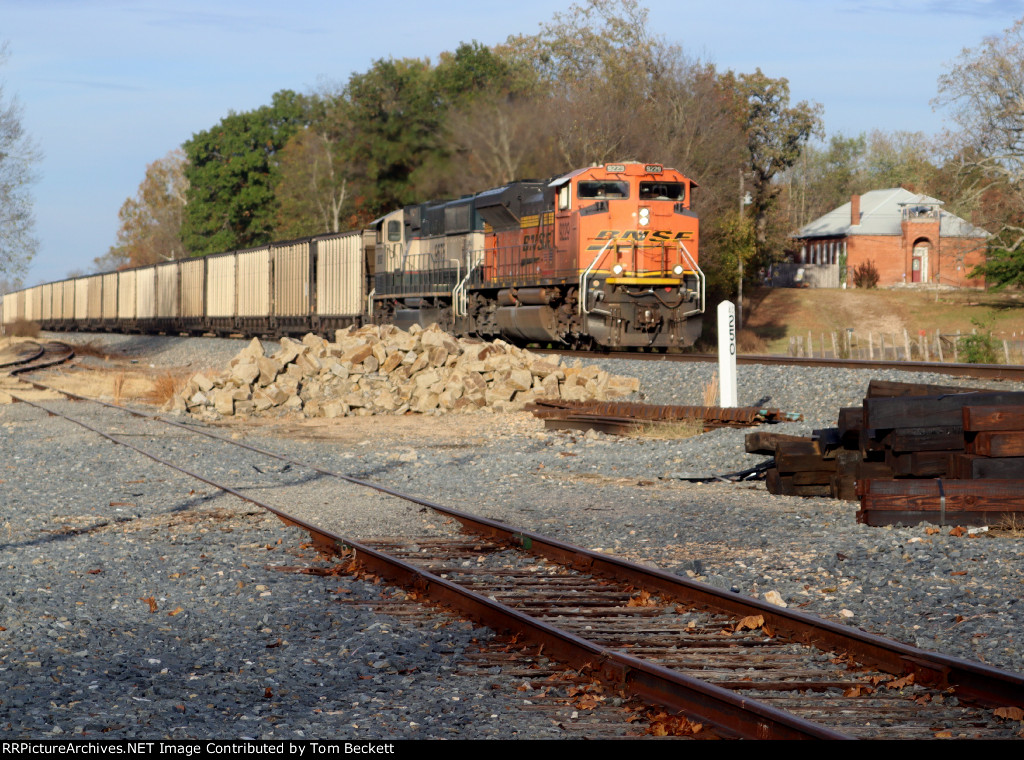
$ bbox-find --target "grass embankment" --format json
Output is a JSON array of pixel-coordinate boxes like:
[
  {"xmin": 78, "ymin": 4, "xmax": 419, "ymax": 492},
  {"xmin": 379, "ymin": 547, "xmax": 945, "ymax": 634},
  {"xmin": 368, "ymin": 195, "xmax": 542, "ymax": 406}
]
[{"xmin": 733, "ymin": 287, "xmax": 1024, "ymax": 360}]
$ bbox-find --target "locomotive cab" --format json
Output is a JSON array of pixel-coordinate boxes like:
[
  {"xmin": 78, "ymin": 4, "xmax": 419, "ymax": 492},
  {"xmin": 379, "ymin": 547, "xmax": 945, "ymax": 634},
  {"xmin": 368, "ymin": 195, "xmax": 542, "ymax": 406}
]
[{"xmin": 552, "ymin": 162, "xmax": 704, "ymax": 348}]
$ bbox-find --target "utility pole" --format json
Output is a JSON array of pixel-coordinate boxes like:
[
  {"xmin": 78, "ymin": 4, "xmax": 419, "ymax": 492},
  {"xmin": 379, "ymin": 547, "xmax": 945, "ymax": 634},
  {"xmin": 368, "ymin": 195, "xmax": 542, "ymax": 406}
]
[{"xmin": 738, "ymin": 170, "xmax": 745, "ymax": 331}]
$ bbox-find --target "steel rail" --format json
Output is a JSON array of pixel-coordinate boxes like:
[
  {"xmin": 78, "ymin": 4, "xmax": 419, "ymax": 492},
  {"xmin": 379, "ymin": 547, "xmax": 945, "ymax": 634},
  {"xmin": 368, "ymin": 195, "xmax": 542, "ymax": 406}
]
[
  {"xmin": 16, "ymin": 380, "xmax": 1024, "ymax": 715},
  {"xmin": 7, "ymin": 343, "xmax": 76, "ymax": 374},
  {"xmin": 0, "ymin": 342, "xmax": 44, "ymax": 369},
  {"xmin": 537, "ymin": 348, "xmax": 1024, "ymax": 382},
  {"xmin": 0, "ymin": 340, "xmax": 73, "ymax": 373},
  {"xmin": 8, "ymin": 389, "xmax": 848, "ymax": 740}
]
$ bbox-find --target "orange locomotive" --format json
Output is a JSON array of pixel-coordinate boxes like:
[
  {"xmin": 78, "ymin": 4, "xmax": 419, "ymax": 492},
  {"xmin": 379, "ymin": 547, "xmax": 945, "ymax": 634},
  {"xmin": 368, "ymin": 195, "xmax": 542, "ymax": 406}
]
[{"xmin": 372, "ymin": 161, "xmax": 705, "ymax": 349}]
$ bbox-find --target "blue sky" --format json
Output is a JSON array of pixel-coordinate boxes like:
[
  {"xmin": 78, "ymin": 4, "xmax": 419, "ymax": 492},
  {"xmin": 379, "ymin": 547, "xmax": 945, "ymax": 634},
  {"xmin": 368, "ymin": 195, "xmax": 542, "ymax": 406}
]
[{"xmin": 4, "ymin": 0, "xmax": 1024, "ymax": 286}]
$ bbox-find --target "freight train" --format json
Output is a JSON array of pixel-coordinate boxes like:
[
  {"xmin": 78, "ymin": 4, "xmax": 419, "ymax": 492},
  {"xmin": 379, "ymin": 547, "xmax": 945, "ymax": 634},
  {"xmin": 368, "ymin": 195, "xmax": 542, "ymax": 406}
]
[{"xmin": 2, "ymin": 161, "xmax": 704, "ymax": 350}]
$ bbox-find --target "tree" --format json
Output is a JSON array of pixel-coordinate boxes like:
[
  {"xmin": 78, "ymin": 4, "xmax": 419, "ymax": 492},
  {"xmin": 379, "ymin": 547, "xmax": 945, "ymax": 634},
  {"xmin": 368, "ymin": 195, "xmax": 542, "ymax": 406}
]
[
  {"xmin": 863, "ymin": 129, "xmax": 938, "ymax": 191},
  {"xmin": 504, "ymin": 0, "xmax": 673, "ymax": 168},
  {"xmin": 274, "ymin": 126, "xmax": 351, "ymax": 239},
  {"xmin": 181, "ymin": 90, "xmax": 307, "ymax": 256},
  {"xmin": 342, "ymin": 57, "xmax": 446, "ymax": 215},
  {"xmin": 500, "ymin": 1, "xmax": 752, "ymax": 299},
  {"xmin": 98, "ymin": 149, "xmax": 188, "ymax": 270},
  {"xmin": 731, "ymin": 69, "xmax": 822, "ymax": 267},
  {"xmin": 0, "ymin": 43, "xmax": 40, "ymax": 281},
  {"xmin": 786, "ymin": 134, "xmax": 867, "ymax": 228},
  {"xmin": 935, "ymin": 17, "xmax": 1024, "ymax": 286}
]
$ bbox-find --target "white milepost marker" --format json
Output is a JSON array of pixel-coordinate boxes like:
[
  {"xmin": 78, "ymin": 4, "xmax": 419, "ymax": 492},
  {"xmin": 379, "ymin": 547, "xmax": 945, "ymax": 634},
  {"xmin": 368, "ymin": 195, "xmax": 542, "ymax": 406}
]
[{"xmin": 718, "ymin": 300, "xmax": 738, "ymax": 407}]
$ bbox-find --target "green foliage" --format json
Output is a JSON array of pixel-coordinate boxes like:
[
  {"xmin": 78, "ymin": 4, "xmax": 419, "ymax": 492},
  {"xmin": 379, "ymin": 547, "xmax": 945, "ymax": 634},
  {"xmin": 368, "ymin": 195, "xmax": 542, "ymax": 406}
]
[
  {"xmin": 731, "ymin": 68, "xmax": 822, "ymax": 267},
  {"xmin": 958, "ymin": 314, "xmax": 1001, "ymax": 364},
  {"xmin": 969, "ymin": 239, "xmax": 1024, "ymax": 289},
  {"xmin": 343, "ymin": 57, "xmax": 456, "ymax": 214},
  {"xmin": 705, "ymin": 211, "xmax": 755, "ymax": 299},
  {"xmin": 181, "ymin": 90, "xmax": 308, "ymax": 256},
  {"xmin": 851, "ymin": 260, "xmax": 880, "ymax": 289}
]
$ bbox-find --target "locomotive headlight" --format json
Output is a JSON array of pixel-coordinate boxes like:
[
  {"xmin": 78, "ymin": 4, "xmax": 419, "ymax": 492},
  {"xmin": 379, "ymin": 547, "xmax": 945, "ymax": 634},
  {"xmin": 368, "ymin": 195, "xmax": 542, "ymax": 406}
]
[
  {"xmin": 612, "ymin": 264, "xmax": 624, "ymax": 275},
  {"xmin": 673, "ymin": 265, "xmax": 684, "ymax": 275},
  {"xmin": 638, "ymin": 207, "xmax": 650, "ymax": 226}
]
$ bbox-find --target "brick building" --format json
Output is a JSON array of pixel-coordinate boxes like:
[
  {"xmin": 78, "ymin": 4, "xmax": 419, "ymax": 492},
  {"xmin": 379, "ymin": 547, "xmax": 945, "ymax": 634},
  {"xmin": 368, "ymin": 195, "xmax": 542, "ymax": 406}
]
[{"xmin": 791, "ymin": 189, "xmax": 989, "ymax": 288}]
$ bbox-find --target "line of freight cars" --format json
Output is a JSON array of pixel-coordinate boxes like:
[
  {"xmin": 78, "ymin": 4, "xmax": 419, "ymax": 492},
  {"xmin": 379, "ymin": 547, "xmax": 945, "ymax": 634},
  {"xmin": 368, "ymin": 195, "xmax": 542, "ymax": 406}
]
[
  {"xmin": 2, "ymin": 231, "xmax": 368, "ymax": 338},
  {"xmin": 2, "ymin": 161, "xmax": 706, "ymax": 349}
]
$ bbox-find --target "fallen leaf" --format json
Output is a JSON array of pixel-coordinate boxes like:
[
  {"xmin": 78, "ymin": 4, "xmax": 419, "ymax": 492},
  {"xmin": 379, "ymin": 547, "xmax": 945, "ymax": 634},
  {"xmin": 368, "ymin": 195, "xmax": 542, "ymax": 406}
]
[
  {"xmin": 627, "ymin": 590, "xmax": 655, "ymax": 607},
  {"xmin": 949, "ymin": 526, "xmax": 966, "ymax": 537},
  {"xmin": 887, "ymin": 674, "xmax": 915, "ymax": 690},
  {"xmin": 264, "ymin": 688, "xmax": 273, "ymax": 699},
  {"xmin": 735, "ymin": 615, "xmax": 764, "ymax": 632},
  {"xmin": 140, "ymin": 596, "xmax": 158, "ymax": 613},
  {"xmin": 995, "ymin": 707, "xmax": 1024, "ymax": 721},
  {"xmin": 167, "ymin": 607, "xmax": 183, "ymax": 617},
  {"xmin": 844, "ymin": 685, "xmax": 873, "ymax": 697},
  {"xmin": 951, "ymin": 571, "xmax": 967, "ymax": 576}
]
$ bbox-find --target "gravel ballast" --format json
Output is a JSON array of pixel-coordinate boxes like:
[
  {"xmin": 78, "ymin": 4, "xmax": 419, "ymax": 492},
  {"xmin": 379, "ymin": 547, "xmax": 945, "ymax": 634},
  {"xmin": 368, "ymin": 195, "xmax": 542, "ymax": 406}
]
[{"xmin": 2, "ymin": 332, "xmax": 1023, "ymax": 739}]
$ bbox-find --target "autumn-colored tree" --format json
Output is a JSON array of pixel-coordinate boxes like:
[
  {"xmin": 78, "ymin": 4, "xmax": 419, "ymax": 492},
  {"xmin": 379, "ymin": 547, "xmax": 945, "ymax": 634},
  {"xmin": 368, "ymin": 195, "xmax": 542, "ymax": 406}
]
[
  {"xmin": 935, "ymin": 16, "xmax": 1024, "ymax": 287},
  {"xmin": 504, "ymin": 0, "xmax": 668, "ymax": 168},
  {"xmin": 428, "ymin": 42, "xmax": 554, "ymax": 193},
  {"xmin": 98, "ymin": 149, "xmax": 188, "ymax": 270},
  {"xmin": 499, "ymin": 1, "xmax": 750, "ymax": 301}
]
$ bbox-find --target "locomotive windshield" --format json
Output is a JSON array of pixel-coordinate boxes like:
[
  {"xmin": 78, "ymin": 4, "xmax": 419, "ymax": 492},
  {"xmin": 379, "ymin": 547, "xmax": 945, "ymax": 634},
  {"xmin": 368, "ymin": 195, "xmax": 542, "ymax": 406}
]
[
  {"xmin": 578, "ymin": 181, "xmax": 629, "ymax": 200},
  {"xmin": 639, "ymin": 182, "xmax": 685, "ymax": 201}
]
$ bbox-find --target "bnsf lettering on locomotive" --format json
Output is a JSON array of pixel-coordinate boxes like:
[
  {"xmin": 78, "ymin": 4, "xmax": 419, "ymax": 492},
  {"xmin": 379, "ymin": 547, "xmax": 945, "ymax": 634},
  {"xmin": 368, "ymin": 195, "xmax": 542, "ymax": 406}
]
[
  {"xmin": 595, "ymin": 230, "xmax": 693, "ymax": 242},
  {"xmin": 523, "ymin": 230, "xmax": 554, "ymax": 250}
]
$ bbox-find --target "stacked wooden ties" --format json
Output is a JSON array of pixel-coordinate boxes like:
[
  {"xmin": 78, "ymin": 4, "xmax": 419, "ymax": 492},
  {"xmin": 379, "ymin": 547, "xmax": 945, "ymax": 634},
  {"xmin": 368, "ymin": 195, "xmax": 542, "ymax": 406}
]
[{"xmin": 753, "ymin": 380, "xmax": 1024, "ymax": 527}]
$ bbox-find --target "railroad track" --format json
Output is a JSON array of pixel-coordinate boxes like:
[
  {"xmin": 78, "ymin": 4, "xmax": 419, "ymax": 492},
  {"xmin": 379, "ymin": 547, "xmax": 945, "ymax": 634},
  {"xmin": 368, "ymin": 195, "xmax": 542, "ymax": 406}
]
[
  {"xmin": 7, "ymin": 378, "xmax": 1023, "ymax": 740},
  {"xmin": 0, "ymin": 339, "xmax": 75, "ymax": 375},
  {"xmin": 540, "ymin": 349, "xmax": 1024, "ymax": 382}
]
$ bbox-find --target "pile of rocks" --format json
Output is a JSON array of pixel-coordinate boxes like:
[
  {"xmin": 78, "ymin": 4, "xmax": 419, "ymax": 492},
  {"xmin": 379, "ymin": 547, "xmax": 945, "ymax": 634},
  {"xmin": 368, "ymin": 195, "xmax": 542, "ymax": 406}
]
[{"xmin": 168, "ymin": 324, "xmax": 639, "ymax": 419}]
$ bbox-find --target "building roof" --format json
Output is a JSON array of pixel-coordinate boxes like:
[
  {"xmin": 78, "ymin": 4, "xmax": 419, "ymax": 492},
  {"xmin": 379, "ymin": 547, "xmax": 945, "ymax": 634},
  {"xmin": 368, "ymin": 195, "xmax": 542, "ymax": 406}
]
[{"xmin": 794, "ymin": 188, "xmax": 989, "ymax": 239}]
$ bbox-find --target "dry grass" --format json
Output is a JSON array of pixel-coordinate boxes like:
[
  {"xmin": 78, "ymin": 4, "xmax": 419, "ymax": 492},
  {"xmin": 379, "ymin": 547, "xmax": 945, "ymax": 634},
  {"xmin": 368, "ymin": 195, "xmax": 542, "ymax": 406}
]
[
  {"xmin": 737, "ymin": 329, "xmax": 767, "ymax": 354},
  {"xmin": 993, "ymin": 513, "xmax": 1024, "ymax": 536},
  {"xmin": 144, "ymin": 371, "xmax": 185, "ymax": 406},
  {"xmin": 743, "ymin": 286, "xmax": 1024, "ymax": 355},
  {"xmin": 72, "ymin": 340, "xmax": 121, "ymax": 360},
  {"xmin": 632, "ymin": 419, "xmax": 704, "ymax": 440},
  {"xmin": 702, "ymin": 372, "xmax": 719, "ymax": 407},
  {"xmin": 112, "ymin": 371, "xmax": 127, "ymax": 405},
  {"xmin": 8, "ymin": 319, "xmax": 40, "ymax": 338}
]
